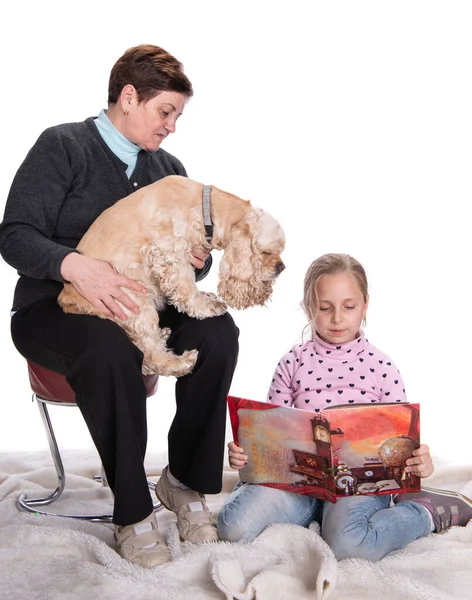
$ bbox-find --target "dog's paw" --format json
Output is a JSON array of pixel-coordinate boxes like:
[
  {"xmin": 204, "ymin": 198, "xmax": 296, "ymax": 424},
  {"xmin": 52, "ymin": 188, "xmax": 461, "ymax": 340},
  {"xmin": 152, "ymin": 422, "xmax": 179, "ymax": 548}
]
[
  {"xmin": 160, "ymin": 327, "xmax": 172, "ymax": 342},
  {"xmin": 192, "ymin": 292, "xmax": 227, "ymax": 319},
  {"xmin": 174, "ymin": 349, "xmax": 199, "ymax": 376},
  {"xmin": 142, "ymin": 349, "xmax": 199, "ymax": 377}
]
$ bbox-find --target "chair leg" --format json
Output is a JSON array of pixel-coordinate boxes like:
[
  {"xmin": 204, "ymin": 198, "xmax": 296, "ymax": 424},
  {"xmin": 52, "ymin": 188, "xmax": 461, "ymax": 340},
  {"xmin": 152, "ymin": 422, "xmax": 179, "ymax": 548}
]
[{"xmin": 17, "ymin": 394, "xmax": 162, "ymax": 523}]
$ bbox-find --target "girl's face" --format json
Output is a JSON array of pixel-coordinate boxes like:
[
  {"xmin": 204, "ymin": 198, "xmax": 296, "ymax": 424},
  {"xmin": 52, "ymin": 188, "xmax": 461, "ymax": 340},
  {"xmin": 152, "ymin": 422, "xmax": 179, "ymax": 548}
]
[
  {"xmin": 314, "ymin": 272, "xmax": 368, "ymax": 345},
  {"xmin": 120, "ymin": 88, "xmax": 187, "ymax": 152}
]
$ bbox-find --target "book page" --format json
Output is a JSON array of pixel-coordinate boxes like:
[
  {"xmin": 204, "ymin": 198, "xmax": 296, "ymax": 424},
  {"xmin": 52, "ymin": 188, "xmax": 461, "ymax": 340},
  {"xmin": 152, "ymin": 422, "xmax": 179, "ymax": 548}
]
[{"xmin": 227, "ymin": 396, "xmax": 420, "ymax": 502}]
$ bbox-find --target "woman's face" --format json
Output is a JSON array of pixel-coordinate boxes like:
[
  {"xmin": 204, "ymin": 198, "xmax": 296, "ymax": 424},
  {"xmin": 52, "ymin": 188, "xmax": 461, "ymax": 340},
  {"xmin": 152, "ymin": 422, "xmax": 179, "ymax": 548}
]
[{"xmin": 121, "ymin": 89, "xmax": 188, "ymax": 152}]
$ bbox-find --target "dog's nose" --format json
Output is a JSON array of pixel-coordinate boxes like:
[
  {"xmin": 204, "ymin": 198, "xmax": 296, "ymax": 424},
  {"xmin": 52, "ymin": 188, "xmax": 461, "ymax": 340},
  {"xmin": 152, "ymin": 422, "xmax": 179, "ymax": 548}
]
[{"xmin": 275, "ymin": 261, "xmax": 285, "ymax": 275}]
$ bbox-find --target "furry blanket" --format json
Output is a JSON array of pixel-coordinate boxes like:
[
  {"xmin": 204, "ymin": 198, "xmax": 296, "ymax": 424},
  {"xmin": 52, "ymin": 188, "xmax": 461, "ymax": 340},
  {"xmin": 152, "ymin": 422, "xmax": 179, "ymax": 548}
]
[{"xmin": 1, "ymin": 450, "xmax": 471, "ymax": 600}]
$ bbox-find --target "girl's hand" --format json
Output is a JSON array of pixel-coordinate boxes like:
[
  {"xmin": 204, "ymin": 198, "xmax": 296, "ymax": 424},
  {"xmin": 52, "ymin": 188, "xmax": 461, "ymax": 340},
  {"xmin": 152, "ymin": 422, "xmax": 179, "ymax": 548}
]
[
  {"xmin": 228, "ymin": 441, "xmax": 247, "ymax": 470},
  {"xmin": 405, "ymin": 444, "xmax": 434, "ymax": 478},
  {"xmin": 61, "ymin": 252, "xmax": 147, "ymax": 320}
]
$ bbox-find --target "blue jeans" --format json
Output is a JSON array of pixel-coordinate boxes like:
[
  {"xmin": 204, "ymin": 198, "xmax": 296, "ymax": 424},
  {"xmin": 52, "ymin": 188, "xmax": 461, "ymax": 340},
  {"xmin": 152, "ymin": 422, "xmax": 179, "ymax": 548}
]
[{"xmin": 217, "ymin": 482, "xmax": 431, "ymax": 561}]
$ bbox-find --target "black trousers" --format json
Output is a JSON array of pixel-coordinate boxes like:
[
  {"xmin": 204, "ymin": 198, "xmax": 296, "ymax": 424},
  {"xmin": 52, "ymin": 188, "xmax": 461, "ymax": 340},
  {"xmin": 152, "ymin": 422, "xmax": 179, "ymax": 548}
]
[{"xmin": 11, "ymin": 298, "xmax": 239, "ymax": 526}]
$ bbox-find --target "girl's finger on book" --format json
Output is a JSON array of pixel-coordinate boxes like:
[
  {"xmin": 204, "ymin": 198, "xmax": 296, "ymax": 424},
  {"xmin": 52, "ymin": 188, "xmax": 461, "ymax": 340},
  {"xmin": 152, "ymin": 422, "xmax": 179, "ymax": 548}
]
[{"xmin": 230, "ymin": 453, "xmax": 247, "ymax": 462}]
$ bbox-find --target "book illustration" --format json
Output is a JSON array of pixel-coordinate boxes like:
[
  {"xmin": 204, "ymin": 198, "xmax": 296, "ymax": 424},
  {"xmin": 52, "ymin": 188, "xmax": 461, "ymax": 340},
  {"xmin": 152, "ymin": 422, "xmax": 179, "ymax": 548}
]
[{"xmin": 227, "ymin": 396, "xmax": 421, "ymax": 503}]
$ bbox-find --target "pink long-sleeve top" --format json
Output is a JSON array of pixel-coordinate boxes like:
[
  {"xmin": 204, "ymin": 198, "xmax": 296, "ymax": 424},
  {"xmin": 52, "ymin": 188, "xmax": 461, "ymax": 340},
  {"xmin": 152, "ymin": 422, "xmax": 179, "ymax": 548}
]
[{"xmin": 267, "ymin": 332, "xmax": 406, "ymax": 411}]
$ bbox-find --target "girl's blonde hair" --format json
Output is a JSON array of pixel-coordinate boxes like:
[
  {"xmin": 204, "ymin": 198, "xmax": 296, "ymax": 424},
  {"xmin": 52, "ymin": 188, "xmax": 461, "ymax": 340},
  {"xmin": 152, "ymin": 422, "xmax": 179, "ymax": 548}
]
[{"xmin": 303, "ymin": 253, "xmax": 368, "ymax": 337}]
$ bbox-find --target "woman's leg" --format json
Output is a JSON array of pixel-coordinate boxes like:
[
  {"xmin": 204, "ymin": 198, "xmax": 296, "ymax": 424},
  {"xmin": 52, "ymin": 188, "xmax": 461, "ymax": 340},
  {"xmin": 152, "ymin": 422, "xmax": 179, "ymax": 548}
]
[
  {"xmin": 217, "ymin": 482, "xmax": 322, "ymax": 543},
  {"xmin": 11, "ymin": 299, "xmax": 152, "ymax": 526},
  {"xmin": 158, "ymin": 304, "xmax": 239, "ymax": 494},
  {"xmin": 322, "ymin": 493, "xmax": 431, "ymax": 561}
]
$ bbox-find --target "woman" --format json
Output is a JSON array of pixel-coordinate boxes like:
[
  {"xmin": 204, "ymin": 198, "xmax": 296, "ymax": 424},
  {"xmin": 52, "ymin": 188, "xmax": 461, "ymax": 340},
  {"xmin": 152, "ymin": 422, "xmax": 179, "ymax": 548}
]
[{"xmin": 0, "ymin": 44, "xmax": 239, "ymax": 568}]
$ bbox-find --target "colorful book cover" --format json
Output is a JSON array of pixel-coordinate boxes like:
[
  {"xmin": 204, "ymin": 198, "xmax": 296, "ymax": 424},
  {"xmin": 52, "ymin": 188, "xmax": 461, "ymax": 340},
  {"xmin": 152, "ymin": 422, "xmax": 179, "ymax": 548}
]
[{"xmin": 227, "ymin": 396, "xmax": 421, "ymax": 503}]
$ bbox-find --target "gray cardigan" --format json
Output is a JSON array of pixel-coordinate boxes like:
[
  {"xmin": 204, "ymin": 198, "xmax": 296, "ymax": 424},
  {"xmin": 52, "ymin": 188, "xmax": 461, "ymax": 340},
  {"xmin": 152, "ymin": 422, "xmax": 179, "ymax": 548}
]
[{"xmin": 0, "ymin": 117, "xmax": 211, "ymax": 311}]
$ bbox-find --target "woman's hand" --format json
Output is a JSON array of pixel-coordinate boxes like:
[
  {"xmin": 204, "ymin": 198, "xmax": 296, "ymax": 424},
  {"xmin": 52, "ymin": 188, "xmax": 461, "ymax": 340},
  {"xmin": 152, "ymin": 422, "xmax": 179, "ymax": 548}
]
[
  {"xmin": 405, "ymin": 444, "xmax": 434, "ymax": 478},
  {"xmin": 228, "ymin": 441, "xmax": 247, "ymax": 470},
  {"xmin": 61, "ymin": 252, "xmax": 147, "ymax": 320},
  {"xmin": 190, "ymin": 249, "xmax": 211, "ymax": 270}
]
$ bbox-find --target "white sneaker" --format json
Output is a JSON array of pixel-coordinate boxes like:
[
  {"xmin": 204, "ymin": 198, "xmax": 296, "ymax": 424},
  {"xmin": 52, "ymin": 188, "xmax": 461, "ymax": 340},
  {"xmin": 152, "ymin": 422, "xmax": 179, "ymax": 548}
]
[
  {"xmin": 114, "ymin": 512, "xmax": 170, "ymax": 567},
  {"xmin": 155, "ymin": 466, "xmax": 218, "ymax": 543}
]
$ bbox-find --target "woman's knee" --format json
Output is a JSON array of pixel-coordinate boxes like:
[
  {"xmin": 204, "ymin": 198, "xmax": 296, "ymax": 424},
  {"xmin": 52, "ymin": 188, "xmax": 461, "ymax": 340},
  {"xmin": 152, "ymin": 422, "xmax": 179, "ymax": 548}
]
[
  {"xmin": 171, "ymin": 311, "xmax": 239, "ymax": 359},
  {"xmin": 199, "ymin": 312, "xmax": 239, "ymax": 358},
  {"xmin": 209, "ymin": 325, "xmax": 238, "ymax": 375}
]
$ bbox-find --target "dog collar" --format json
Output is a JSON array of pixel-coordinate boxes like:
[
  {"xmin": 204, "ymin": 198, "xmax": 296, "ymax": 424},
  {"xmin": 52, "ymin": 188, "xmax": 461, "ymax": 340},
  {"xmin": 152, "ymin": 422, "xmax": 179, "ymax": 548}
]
[{"xmin": 202, "ymin": 184, "xmax": 214, "ymax": 243}]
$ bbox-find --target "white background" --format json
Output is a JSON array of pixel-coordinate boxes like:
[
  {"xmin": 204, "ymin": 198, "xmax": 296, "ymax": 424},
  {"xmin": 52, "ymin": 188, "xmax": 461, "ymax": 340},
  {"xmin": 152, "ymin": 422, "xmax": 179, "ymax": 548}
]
[{"xmin": 0, "ymin": 1, "xmax": 470, "ymax": 464}]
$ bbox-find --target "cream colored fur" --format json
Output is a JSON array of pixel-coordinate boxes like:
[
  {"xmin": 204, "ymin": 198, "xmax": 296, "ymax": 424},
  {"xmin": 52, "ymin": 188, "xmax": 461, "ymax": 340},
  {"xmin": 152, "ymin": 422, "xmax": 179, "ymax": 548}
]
[{"xmin": 58, "ymin": 176, "xmax": 285, "ymax": 376}]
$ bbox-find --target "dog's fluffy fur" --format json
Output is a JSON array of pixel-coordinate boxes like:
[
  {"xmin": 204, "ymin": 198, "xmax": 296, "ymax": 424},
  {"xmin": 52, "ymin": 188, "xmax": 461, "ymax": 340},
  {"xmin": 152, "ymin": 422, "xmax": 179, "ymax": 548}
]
[{"xmin": 58, "ymin": 176, "xmax": 285, "ymax": 376}]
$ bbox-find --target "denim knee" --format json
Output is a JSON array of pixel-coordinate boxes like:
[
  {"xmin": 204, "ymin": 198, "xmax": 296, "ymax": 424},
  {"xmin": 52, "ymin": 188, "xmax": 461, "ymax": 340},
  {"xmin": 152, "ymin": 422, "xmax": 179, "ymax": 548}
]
[
  {"xmin": 217, "ymin": 502, "xmax": 253, "ymax": 543},
  {"xmin": 216, "ymin": 482, "xmax": 280, "ymax": 543},
  {"xmin": 217, "ymin": 482, "xmax": 321, "ymax": 544},
  {"xmin": 322, "ymin": 494, "xmax": 395, "ymax": 561},
  {"xmin": 323, "ymin": 527, "xmax": 387, "ymax": 561}
]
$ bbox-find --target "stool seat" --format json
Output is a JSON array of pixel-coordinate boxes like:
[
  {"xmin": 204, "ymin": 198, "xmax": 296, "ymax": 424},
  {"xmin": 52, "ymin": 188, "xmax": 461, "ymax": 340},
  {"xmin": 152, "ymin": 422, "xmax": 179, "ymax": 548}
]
[
  {"xmin": 27, "ymin": 361, "xmax": 159, "ymax": 404},
  {"xmin": 18, "ymin": 361, "xmax": 161, "ymax": 522}
]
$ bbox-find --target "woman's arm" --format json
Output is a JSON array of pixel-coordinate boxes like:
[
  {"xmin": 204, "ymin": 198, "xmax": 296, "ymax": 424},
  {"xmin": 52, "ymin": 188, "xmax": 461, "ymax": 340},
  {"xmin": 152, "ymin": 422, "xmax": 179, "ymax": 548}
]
[
  {"xmin": 0, "ymin": 127, "xmax": 147, "ymax": 318},
  {"xmin": 0, "ymin": 128, "xmax": 78, "ymax": 282}
]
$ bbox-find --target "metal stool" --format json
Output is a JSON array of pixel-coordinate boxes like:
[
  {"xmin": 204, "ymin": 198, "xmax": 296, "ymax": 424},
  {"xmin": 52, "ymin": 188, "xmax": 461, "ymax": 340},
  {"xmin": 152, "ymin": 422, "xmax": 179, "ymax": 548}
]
[{"xmin": 17, "ymin": 361, "xmax": 162, "ymax": 522}]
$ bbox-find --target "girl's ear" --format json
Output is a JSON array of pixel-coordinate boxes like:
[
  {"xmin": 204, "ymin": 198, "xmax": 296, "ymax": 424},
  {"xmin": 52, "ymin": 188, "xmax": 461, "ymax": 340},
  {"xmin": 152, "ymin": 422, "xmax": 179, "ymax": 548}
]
[{"xmin": 363, "ymin": 294, "xmax": 369, "ymax": 320}]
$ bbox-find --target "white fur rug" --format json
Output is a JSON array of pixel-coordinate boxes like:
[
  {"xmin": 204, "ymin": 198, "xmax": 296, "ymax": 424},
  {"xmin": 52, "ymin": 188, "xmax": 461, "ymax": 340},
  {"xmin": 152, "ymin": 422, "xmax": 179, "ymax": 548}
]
[{"xmin": 1, "ymin": 450, "xmax": 472, "ymax": 600}]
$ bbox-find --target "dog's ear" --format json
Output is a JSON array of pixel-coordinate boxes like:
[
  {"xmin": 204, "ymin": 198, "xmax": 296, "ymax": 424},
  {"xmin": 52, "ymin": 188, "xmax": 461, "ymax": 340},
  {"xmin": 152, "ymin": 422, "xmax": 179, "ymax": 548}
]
[
  {"xmin": 218, "ymin": 220, "xmax": 273, "ymax": 309},
  {"xmin": 219, "ymin": 221, "xmax": 253, "ymax": 279}
]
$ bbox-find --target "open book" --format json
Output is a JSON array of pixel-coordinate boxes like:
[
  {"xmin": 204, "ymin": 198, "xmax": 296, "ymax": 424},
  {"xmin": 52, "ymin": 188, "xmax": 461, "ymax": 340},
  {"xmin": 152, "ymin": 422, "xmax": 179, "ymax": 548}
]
[{"xmin": 227, "ymin": 396, "xmax": 421, "ymax": 503}]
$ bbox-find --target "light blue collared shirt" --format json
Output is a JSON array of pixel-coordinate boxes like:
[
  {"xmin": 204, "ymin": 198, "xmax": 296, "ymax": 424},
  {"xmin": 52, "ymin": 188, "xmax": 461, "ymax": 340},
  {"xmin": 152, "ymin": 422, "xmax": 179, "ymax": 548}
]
[{"xmin": 94, "ymin": 109, "xmax": 141, "ymax": 178}]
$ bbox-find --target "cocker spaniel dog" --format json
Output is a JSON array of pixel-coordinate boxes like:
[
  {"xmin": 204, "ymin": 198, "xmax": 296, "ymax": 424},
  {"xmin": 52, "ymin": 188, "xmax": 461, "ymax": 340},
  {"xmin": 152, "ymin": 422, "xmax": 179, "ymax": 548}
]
[{"xmin": 58, "ymin": 175, "xmax": 285, "ymax": 376}]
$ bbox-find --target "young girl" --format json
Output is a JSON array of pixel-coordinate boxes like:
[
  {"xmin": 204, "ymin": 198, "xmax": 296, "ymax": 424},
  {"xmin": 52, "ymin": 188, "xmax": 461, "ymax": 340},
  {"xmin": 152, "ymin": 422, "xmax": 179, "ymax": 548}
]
[{"xmin": 217, "ymin": 253, "xmax": 472, "ymax": 560}]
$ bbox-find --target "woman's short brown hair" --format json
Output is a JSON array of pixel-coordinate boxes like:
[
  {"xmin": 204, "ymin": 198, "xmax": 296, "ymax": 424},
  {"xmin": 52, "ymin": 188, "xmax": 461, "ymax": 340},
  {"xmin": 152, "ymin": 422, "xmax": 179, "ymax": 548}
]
[{"xmin": 108, "ymin": 44, "xmax": 193, "ymax": 105}]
